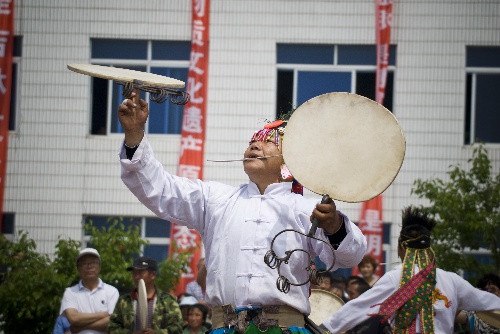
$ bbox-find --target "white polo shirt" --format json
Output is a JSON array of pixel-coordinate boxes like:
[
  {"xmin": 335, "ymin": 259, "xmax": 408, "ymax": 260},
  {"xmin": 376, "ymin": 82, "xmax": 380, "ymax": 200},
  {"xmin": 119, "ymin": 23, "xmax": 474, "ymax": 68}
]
[{"xmin": 60, "ymin": 278, "xmax": 119, "ymax": 334}]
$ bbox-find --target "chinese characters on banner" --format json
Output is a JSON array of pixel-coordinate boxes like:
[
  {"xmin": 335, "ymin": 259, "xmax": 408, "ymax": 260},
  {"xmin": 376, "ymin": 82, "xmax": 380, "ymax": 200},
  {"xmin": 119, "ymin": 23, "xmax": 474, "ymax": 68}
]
[
  {"xmin": 375, "ymin": 0, "xmax": 392, "ymax": 105},
  {"xmin": 0, "ymin": 0, "xmax": 14, "ymax": 232},
  {"xmin": 356, "ymin": 196, "xmax": 384, "ymax": 277},
  {"xmin": 169, "ymin": 0, "xmax": 210, "ymax": 296},
  {"xmin": 354, "ymin": 0, "xmax": 392, "ymax": 277}
]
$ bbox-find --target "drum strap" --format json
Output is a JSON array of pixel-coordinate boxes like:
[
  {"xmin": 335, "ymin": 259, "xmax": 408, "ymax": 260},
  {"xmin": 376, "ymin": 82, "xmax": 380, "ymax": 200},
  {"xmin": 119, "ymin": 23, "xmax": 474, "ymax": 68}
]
[{"xmin": 211, "ymin": 304, "xmax": 305, "ymax": 333}]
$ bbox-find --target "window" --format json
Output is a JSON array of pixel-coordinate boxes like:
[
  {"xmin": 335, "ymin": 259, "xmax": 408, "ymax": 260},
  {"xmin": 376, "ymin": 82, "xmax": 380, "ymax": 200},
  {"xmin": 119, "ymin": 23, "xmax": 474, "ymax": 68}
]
[
  {"xmin": 1, "ymin": 213, "xmax": 15, "ymax": 240},
  {"xmin": 83, "ymin": 215, "xmax": 171, "ymax": 264},
  {"xmin": 465, "ymin": 46, "xmax": 500, "ymax": 144},
  {"xmin": 8, "ymin": 36, "xmax": 22, "ymax": 131},
  {"xmin": 90, "ymin": 39, "xmax": 190, "ymax": 135},
  {"xmin": 276, "ymin": 44, "xmax": 396, "ymax": 117}
]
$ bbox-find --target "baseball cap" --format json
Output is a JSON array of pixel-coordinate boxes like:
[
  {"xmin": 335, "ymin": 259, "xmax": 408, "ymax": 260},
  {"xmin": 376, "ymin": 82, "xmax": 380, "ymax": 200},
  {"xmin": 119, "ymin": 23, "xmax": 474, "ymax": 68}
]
[
  {"xmin": 127, "ymin": 256, "xmax": 158, "ymax": 271},
  {"xmin": 178, "ymin": 295, "xmax": 198, "ymax": 307},
  {"xmin": 76, "ymin": 248, "xmax": 100, "ymax": 263}
]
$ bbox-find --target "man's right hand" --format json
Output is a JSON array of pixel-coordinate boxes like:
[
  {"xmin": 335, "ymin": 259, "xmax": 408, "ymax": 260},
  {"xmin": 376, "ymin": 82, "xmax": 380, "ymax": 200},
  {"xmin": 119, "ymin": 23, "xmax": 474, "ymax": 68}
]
[{"xmin": 118, "ymin": 89, "xmax": 149, "ymax": 147}]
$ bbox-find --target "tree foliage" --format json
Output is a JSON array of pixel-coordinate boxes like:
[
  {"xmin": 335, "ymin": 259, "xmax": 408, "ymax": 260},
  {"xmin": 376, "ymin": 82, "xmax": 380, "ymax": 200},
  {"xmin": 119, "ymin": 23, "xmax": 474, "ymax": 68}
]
[
  {"xmin": 0, "ymin": 218, "xmax": 191, "ymax": 333},
  {"xmin": 412, "ymin": 144, "xmax": 500, "ymax": 282}
]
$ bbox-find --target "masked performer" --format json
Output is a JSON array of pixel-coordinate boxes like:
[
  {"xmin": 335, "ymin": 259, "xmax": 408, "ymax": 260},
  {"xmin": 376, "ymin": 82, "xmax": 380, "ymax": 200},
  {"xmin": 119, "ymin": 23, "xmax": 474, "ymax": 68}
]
[{"xmin": 322, "ymin": 206, "xmax": 500, "ymax": 334}]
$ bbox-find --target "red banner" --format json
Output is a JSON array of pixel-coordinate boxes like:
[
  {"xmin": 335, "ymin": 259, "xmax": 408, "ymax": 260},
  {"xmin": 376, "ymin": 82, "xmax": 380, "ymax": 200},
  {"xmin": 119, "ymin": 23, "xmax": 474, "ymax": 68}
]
[
  {"xmin": 375, "ymin": 0, "xmax": 393, "ymax": 105},
  {"xmin": 354, "ymin": 196, "xmax": 384, "ymax": 277},
  {"xmin": 0, "ymin": 0, "xmax": 15, "ymax": 232},
  {"xmin": 169, "ymin": 0, "xmax": 210, "ymax": 296},
  {"xmin": 353, "ymin": 0, "xmax": 392, "ymax": 277}
]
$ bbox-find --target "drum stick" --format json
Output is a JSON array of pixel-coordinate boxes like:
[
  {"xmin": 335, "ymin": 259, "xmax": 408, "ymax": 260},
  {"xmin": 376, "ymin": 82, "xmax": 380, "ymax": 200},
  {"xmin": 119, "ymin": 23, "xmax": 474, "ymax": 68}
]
[{"xmin": 308, "ymin": 194, "xmax": 330, "ymax": 237}]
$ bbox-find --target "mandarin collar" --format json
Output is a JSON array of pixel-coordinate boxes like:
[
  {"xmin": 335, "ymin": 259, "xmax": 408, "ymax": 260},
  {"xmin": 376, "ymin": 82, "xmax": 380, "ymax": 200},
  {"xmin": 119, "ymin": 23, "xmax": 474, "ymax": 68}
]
[{"xmin": 247, "ymin": 181, "xmax": 292, "ymax": 197}]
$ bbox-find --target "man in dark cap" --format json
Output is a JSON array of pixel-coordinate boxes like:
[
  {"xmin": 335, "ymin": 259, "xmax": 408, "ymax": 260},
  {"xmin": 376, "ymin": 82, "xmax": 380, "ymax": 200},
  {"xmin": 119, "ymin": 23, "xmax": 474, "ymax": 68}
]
[{"xmin": 109, "ymin": 256, "xmax": 183, "ymax": 334}]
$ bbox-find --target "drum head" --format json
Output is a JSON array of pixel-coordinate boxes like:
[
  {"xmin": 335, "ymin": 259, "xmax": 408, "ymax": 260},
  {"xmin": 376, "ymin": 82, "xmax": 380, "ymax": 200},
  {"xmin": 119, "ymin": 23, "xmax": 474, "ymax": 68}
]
[
  {"xmin": 309, "ymin": 289, "xmax": 345, "ymax": 325},
  {"xmin": 138, "ymin": 279, "xmax": 148, "ymax": 330},
  {"xmin": 282, "ymin": 92, "xmax": 406, "ymax": 203},
  {"xmin": 67, "ymin": 64, "xmax": 185, "ymax": 88}
]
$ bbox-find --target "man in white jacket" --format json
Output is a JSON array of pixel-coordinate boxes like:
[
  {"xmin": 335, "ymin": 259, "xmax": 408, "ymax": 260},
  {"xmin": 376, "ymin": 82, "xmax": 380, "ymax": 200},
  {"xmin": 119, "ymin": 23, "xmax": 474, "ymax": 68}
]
[
  {"xmin": 322, "ymin": 206, "xmax": 500, "ymax": 334},
  {"xmin": 117, "ymin": 92, "xmax": 367, "ymax": 334}
]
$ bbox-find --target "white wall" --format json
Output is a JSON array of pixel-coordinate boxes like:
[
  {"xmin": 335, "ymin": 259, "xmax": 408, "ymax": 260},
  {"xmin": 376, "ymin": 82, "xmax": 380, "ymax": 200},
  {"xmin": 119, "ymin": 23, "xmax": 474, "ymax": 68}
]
[{"xmin": 8, "ymin": 0, "xmax": 500, "ymax": 269}]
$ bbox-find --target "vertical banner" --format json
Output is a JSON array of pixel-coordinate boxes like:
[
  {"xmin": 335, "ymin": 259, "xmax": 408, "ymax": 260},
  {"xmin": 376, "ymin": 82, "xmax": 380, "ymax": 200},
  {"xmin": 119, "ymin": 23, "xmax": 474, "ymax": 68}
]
[
  {"xmin": 354, "ymin": 0, "xmax": 392, "ymax": 277},
  {"xmin": 355, "ymin": 196, "xmax": 384, "ymax": 277},
  {"xmin": 375, "ymin": 0, "xmax": 392, "ymax": 105},
  {"xmin": 0, "ymin": 0, "xmax": 15, "ymax": 232},
  {"xmin": 169, "ymin": 0, "xmax": 210, "ymax": 296}
]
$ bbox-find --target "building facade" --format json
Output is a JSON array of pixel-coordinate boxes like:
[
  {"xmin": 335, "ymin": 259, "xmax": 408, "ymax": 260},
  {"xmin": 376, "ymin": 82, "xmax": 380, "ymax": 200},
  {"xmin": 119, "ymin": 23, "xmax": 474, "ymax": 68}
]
[{"xmin": 6, "ymin": 0, "xmax": 500, "ymax": 272}]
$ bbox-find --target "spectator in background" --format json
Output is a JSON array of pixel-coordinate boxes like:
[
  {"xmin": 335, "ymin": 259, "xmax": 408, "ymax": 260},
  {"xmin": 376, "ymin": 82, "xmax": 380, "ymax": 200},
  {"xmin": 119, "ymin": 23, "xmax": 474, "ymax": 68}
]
[
  {"xmin": 311, "ymin": 271, "xmax": 333, "ymax": 291},
  {"xmin": 330, "ymin": 274, "xmax": 348, "ymax": 302},
  {"xmin": 52, "ymin": 315, "xmax": 71, "ymax": 334},
  {"xmin": 346, "ymin": 277, "xmax": 370, "ymax": 301},
  {"xmin": 59, "ymin": 248, "xmax": 119, "ymax": 334},
  {"xmin": 183, "ymin": 304, "xmax": 210, "ymax": 334},
  {"xmin": 357, "ymin": 254, "xmax": 380, "ymax": 286},
  {"xmin": 179, "ymin": 295, "xmax": 199, "ymax": 328},
  {"xmin": 109, "ymin": 256, "xmax": 183, "ymax": 333},
  {"xmin": 185, "ymin": 258, "xmax": 206, "ymax": 301},
  {"xmin": 345, "ymin": 276, "xmax": 368, "ymax": 301}
]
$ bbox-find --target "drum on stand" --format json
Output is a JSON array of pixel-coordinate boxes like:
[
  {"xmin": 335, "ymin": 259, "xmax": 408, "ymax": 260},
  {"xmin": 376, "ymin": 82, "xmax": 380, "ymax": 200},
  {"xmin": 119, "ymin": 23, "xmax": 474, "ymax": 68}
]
[{"xmin": 308, "ymin": 289, "xmax": 345, "ymax": 325}]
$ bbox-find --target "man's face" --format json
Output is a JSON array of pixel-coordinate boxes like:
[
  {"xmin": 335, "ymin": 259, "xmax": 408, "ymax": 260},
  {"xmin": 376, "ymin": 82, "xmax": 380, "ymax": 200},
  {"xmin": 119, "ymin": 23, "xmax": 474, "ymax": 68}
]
[
  {"xmin": 346, "ymin": 283, "xmax": 360, "ymax": 300},
  {"xmin": 132, "ymin": 268, "xmax": 156, "ymax": 288},
  {"xmin": 243, "ymin": 139, "xmax": 283, "ymax": 184},
  {"xmin": 77, "ymin": 255, "xmax": 101, "ymax": 280}
]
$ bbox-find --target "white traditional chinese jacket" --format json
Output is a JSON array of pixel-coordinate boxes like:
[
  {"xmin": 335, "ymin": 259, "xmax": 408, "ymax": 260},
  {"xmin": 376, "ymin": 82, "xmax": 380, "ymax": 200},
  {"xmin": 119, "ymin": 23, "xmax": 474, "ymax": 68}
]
[{"xmin": 119, "ymin": 136, "xmax": 367, "ymax": 315}]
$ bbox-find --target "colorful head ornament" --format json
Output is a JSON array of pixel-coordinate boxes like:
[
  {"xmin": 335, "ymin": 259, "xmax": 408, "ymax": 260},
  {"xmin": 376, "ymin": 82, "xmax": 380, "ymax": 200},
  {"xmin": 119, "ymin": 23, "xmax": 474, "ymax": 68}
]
[
  {"xmin": 250, "ymin": 114, "xmax": 303, "ymax": 194},
  {"xmin": 249, "ymin": 119, "xmax": 287, "ymax": 148}
]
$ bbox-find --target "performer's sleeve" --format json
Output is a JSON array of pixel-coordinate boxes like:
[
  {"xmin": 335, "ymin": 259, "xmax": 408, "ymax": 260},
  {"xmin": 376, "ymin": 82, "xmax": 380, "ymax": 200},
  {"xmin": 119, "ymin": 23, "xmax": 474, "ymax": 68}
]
[
  {"xmin": 119, "ymin": 136, "xmax": 207, "ymax": 232},
  {"xmin": 322, "ymin": 271, "xmax": 398, "ymax": 334},
  {"xmin": 452, "ymin": 272, "xmax": 500, "ymax": 311},
  {"xmin": 321, "ymin": 212, "xmax": 367, "ymax": 269}
]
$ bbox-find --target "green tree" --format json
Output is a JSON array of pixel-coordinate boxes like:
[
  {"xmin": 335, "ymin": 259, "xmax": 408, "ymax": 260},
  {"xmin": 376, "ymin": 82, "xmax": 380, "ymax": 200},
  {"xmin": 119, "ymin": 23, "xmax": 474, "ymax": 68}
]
[
  {"xmin": 84, "ymin": 217, "xmax": 148, "ymax": 290},
  {"xmin": 155, "ymin": 240, "xmax": 192, "ymax": 294},
  {"xmin": 0, "ymin": 232, "xmax": 64, "ymax": 333},
  {"xmin": 0, "ymin": 218, "xmax": 191, "ymax": 333},
  {"xmin": 412, "ymin": 144, "xmax": 500, "ymax": 282}
]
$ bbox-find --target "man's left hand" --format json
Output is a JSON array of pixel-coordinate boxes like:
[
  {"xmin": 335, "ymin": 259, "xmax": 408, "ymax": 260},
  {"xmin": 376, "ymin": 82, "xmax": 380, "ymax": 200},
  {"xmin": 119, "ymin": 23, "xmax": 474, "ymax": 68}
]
[{"xmin": 311, "ymin": 197, "xmax": 342, "ymax": 235}]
